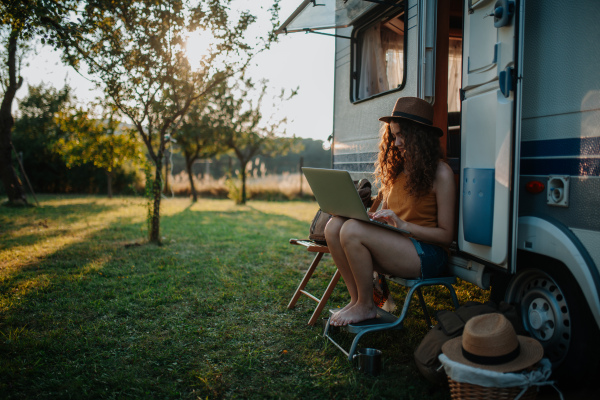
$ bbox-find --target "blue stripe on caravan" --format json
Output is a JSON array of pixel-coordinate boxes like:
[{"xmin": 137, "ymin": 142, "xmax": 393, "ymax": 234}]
[
  {"xmin": 521, "ymin": 137, "xmax": 600, "ymax": 157},
  {"xmin": 520, "ymin": 158, "xmax": 600, "ymax": 176}
]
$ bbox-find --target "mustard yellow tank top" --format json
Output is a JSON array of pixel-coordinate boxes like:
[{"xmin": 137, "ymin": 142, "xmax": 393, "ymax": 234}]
[{"xmin": 386, "ymin": 172, "xmax": 438, "ymax": 228}]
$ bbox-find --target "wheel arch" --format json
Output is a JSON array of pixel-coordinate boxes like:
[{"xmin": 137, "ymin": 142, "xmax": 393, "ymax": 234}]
[{"xmin": 517, "ymin": 216, "xmax": 600, "ymax": 330}]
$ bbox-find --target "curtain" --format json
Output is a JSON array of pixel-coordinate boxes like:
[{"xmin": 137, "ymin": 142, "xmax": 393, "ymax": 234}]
[
  {"xmin": 386, "ymin": 50, "xmax": 403, "ymax": 89},
  {"xmin": 382, "ymin": 27, "xmax": 404, "ymax": 90},
  {"xmin": 358, "ymin": 25, "xmax": 389, "ymax": 99}
]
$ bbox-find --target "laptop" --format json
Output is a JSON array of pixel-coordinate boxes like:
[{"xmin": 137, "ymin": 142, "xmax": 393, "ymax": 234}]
[{"xmin": 302, "ymin": 167, "xmax": 410, "ymax": 235}]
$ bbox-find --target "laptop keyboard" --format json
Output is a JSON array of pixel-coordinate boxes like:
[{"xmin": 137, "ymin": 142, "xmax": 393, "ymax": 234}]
[{"xmin": 369, "ymin": 219, "xmax": 389, "ymax": 227}]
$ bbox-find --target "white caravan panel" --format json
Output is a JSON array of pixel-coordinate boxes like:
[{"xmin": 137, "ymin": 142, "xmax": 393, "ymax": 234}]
[{"xmin": 458, "ymin": 0, "xmax": 523, "ymax": 268}]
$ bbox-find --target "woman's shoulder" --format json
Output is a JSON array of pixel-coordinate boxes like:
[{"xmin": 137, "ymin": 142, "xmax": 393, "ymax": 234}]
[
  {"xmin": 435, "ymin": 160, "xmax": 454, "ymax": 179},
  {"xmin": 432, "ymin": 161, "xmax": 455, "ymax": 194}
]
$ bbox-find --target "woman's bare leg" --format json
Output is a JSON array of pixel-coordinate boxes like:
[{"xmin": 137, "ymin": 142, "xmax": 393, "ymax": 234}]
[
  {"xmin": 332, "ymin": 220, "xmax": 421, "ymax": 326},
  {"xmin": 324, "ymin": 217, "xmax": 359, "ymax": 321}
]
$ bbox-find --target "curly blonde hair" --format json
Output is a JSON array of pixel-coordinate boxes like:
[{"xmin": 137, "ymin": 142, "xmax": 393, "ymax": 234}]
[{"xmin": 374, "ymin": 119, "xmax": 442, "ymax": 198}]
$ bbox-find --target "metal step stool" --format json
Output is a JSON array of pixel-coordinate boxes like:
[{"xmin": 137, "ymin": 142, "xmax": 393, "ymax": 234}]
[{"xmin": 323, "ymin": 275, "xmax": 460, "ymax": 361}]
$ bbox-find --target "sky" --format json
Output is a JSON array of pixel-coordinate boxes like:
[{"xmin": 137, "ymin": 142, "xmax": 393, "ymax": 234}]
[{"xmin": 16, "ymin": 0, "xmax": 335, "ymax": 143}]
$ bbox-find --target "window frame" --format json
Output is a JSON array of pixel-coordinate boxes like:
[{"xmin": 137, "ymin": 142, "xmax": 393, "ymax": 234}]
[{"xmin": 350, "ymin": 1, "xmax": 408, "ymax": 104}]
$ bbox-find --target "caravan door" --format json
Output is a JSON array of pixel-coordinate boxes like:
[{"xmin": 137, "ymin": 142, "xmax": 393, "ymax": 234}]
[{"xmin": 458, "ymin": 0, "xmax": 524, "ymax": 270}]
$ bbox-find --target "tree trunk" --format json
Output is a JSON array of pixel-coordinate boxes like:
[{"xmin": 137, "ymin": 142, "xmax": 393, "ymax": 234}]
[
  {"xmin": 185, "ymin": 159, "xmax": 197, "ymax": 202},
  {"xmin": 240, "ymin": 164, "xmax": 247, "ymax": 205},
  {"xmin": 149, "ymin": 157, "xmax": 163, "ymax": 244},
  {"xmin": 0, "ymin": 29, "xmax": 27, "ymax": 206},
  {"xmin": 163, "ymin": 151, "xmax": 170, "ymax": 195},
  {"xmin": 107, "ymin": 170, "xmax": 113, "ymax": 199}
]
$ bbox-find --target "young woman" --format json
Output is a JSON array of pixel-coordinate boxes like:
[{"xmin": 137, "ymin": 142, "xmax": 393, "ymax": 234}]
[{"xmin": 325, "ymin": 97, "xmax": 456, "ymax": 326}]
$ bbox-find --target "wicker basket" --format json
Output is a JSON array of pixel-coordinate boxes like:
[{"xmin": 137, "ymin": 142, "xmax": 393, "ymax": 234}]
[{"xmin": 447, "ymin": 377, "xmax": 538, "ymax": 400}]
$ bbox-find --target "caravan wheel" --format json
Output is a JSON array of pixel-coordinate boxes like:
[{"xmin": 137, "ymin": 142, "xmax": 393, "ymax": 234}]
[
  {"xmin": 505, "ymin": 264, "xmax": 600, "ymax": 384},
  {"xmin": 505, "ymin": 268, "xmax": 570, "ymax": 364}
]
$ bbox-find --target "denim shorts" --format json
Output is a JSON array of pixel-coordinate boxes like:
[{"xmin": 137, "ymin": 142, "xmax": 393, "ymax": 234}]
[{"xmin": 409, "ymin": 238, "xmax": 448, "ymax": 279}]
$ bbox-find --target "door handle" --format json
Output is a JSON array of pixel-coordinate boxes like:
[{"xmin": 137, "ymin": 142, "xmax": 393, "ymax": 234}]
[{"xmin": 499, "ymin": 67, "xmax": 514, "ymax": 98}]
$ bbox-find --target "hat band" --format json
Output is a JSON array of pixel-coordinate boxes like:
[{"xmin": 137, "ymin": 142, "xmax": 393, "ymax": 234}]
[
  {"xmin": 461, "ymin": 344, "xmax": 521, "ymax": 366},
  {"xmin": 391, "ymin": 111, "xmax": 433, "ymax": 126}
]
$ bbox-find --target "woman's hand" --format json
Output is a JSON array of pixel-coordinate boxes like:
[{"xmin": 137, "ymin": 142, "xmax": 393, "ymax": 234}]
[{"xmin": 372, "ymin": 209, "xmax": 406, "ymax": 230}]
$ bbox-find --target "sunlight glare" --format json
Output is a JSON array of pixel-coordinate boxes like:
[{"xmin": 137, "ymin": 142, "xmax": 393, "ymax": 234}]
[{"xmin": 185, "ymin": 29, "xmax": 216, "ymax": 70}]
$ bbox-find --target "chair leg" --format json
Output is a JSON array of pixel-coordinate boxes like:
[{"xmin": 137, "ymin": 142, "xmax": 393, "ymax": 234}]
[
  {"xmin": 445, "ymin": 283, "xmax": 460, "ymax": 310},
  {"xmin": 416, "ymin": 287, "xmax": 433, "ymax": 328},
  {"xmin": 307, "ymin": 269, "xmax": 341, "ymax": 325},
  {"xmin": 287, "ymin": 252, "xmax": 324, "ymax": 309}
]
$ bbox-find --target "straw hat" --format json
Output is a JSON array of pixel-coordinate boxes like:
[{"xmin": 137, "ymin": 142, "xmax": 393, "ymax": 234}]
[
  {"xmin": 441, "ymin": 313, "xmax": 544, "ymax": 373},
  {"xmin": 379, "ymin": 97, "xmax": 443, "ymax": 137}
]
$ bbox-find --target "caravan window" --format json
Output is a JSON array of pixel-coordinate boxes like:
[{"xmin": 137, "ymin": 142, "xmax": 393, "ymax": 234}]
[{"xmin": 353, "ymin": 8, "xmax": 406, "ymax": 101}]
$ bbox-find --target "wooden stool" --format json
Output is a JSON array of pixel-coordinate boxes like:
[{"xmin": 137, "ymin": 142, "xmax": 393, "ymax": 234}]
[{"xmin": 288, "ymin": 239, "xmax": 341, "ymax": 325}]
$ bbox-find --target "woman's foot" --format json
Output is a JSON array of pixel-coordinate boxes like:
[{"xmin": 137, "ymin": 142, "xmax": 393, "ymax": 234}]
[
  {"xmin": 331, "ymin": 303, "xmax": 377, "ymax": 326},
  {"xmin": 330, "ymin": 301, "xmax": 356, "ymax": 325}
]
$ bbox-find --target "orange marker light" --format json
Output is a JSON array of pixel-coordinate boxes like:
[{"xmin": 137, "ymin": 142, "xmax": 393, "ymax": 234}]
[{"xmin": 525, "ymin": 180, "xmax": 545, "ymax": 194}]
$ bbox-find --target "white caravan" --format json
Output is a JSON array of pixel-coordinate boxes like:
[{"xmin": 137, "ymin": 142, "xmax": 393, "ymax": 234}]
[{"xmin": 278, "ymin": 0, "xmax": 600, "ymax": 380}]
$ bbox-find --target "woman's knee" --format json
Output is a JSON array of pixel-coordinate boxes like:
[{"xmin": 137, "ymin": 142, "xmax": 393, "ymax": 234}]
[
  {"xmin": 324, "ymin": 216, "xmax": 345, "ymax": 241},
  {"xmin": 339, "ymin": 219, "xmax": 367, "ymax": 245}
]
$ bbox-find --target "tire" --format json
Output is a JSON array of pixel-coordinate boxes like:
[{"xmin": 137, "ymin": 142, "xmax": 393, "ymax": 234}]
[{"xmin": 504, "ymin": 254, "xmax": 600, "ymax": 386}]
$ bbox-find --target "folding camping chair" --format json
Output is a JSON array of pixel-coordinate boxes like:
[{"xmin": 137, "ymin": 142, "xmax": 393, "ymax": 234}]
[{"xmin": 287, "ymin": 195, "xmax": 383, "ymax": 325}]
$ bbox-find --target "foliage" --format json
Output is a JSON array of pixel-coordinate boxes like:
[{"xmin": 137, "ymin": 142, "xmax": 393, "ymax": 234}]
[
  {"xmin": 54, "ymin": 104, "xmax": 144, "ymax": 197},
  {"xmin": 62, "ymin": 0, "xmax": 282, "ymax": 243},
  {"xmin": 0, "ymin": 0, "xmax": 85, "ymax": 205},
  {"xmin": 0, "ymin": 196, "xmax": 492, "ymax": 399},
  {"xmin": 216, "ymin": 78, "xmax": 303, "ymax": 204},
  {"xmin": 156, "ymin": 137, "xmax": 331, "ymax": 182},
  {"xmin": 0, "ymin": 0, "xmax": 84, "ymax": 46},
  {"xmin": 10, "ymin": 84, "xmax": 138, "ymax": 195},
  {"xmin": 224, "ymin": 172, "xmax": 243, "ymax": 203},
  {"xmin": 174, "ymin": 83, "xmax": 229, "ymax": 202}
]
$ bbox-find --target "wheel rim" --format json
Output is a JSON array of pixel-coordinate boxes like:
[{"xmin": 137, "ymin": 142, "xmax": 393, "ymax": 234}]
[{"xmin": 506, "ymin": 269, "xmax": 571, "ymax": 364}]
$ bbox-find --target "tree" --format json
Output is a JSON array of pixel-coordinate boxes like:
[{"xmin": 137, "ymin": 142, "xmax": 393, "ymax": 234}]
[
  {"xmin": 65, "ymin": 0, "xmax": 280, "ymax": 243},
  {"xmin": 12, "ymin": 83, "xmax": 139, "ymax": 194},
  {"xmin": 174, "ymin": 86, "xmax": 228, "ymax": 202},
  {"xmin": 12, "ymin": 84, "xmax": 73, "ymax": 193},
  {"xmin": 217, "ymin": 78, "xmax": 302, "ymax": 205},
  {"xmin": 0, "ymin": 0, "xmax": 83, "ymax": 205},
  {"xmin": 55, "ymin": 105, "xmax": 143, "ymax": 198}
]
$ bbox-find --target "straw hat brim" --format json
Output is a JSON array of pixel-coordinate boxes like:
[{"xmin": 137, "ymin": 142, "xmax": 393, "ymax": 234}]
[
  {"xmin": 441, "ymin": 335, "xmax": 544, "ymax": 373},
  {"xmin": 379, "ymin": 115, "xmax": 444, "ymax": 137}
]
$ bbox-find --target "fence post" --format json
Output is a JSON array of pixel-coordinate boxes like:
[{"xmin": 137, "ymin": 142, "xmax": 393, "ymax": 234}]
[{"xmin": 299, "ymin": 156, "xmax": 304, "ymax": 197}]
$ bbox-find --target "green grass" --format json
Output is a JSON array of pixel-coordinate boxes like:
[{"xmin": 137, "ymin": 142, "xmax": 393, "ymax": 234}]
[{"xmin": 0, "ymin": 195, "xmax": 488, "ymax": 399}]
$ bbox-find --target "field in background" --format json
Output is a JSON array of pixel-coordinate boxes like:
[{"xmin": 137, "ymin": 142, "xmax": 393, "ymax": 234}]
[
  {"xmin": 168, "ymin": 171, "xmax": 314, "ymax": 201},
  {"xmin": 0, "ymin": 196, "xmax": 489, "ymax": 399}
]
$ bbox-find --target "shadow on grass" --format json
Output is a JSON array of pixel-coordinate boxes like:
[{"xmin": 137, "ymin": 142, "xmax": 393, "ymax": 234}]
[
  {"xmin": 0, "ymin": 200, "xmax": 119, "ymax": 253},
  {"xmin": 0, "ymin": 201, "xmax": 453, "ymax": 399}
]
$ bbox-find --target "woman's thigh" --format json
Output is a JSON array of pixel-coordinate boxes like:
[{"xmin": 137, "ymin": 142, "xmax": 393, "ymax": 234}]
[{"xmin": 339, "ymin": 220, "xmax": 421, "ymax": 278}]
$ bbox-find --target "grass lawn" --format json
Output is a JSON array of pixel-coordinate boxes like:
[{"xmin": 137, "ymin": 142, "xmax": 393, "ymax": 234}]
[{"xmin": 0, "ymin": 196, "xmax": 488, "ymax": 399}]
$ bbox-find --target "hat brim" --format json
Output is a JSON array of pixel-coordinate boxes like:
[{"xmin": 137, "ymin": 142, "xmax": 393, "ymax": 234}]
[
  {"xmin": 379, "ymin": 116, "xmax": 444, "ymax": 137},
  {"xmin": 441, "ymin": 335, "xmax": 544, "ymax": 373}
]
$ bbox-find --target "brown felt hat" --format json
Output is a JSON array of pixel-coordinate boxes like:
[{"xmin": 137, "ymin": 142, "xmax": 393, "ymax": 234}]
[
  {"xmin": 379, "ymin": 97, "xmax": 443, "ymax": 137},
  {"xmin": 441, "ymin": 313, "xmax": 544, "ymax": 373}
]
